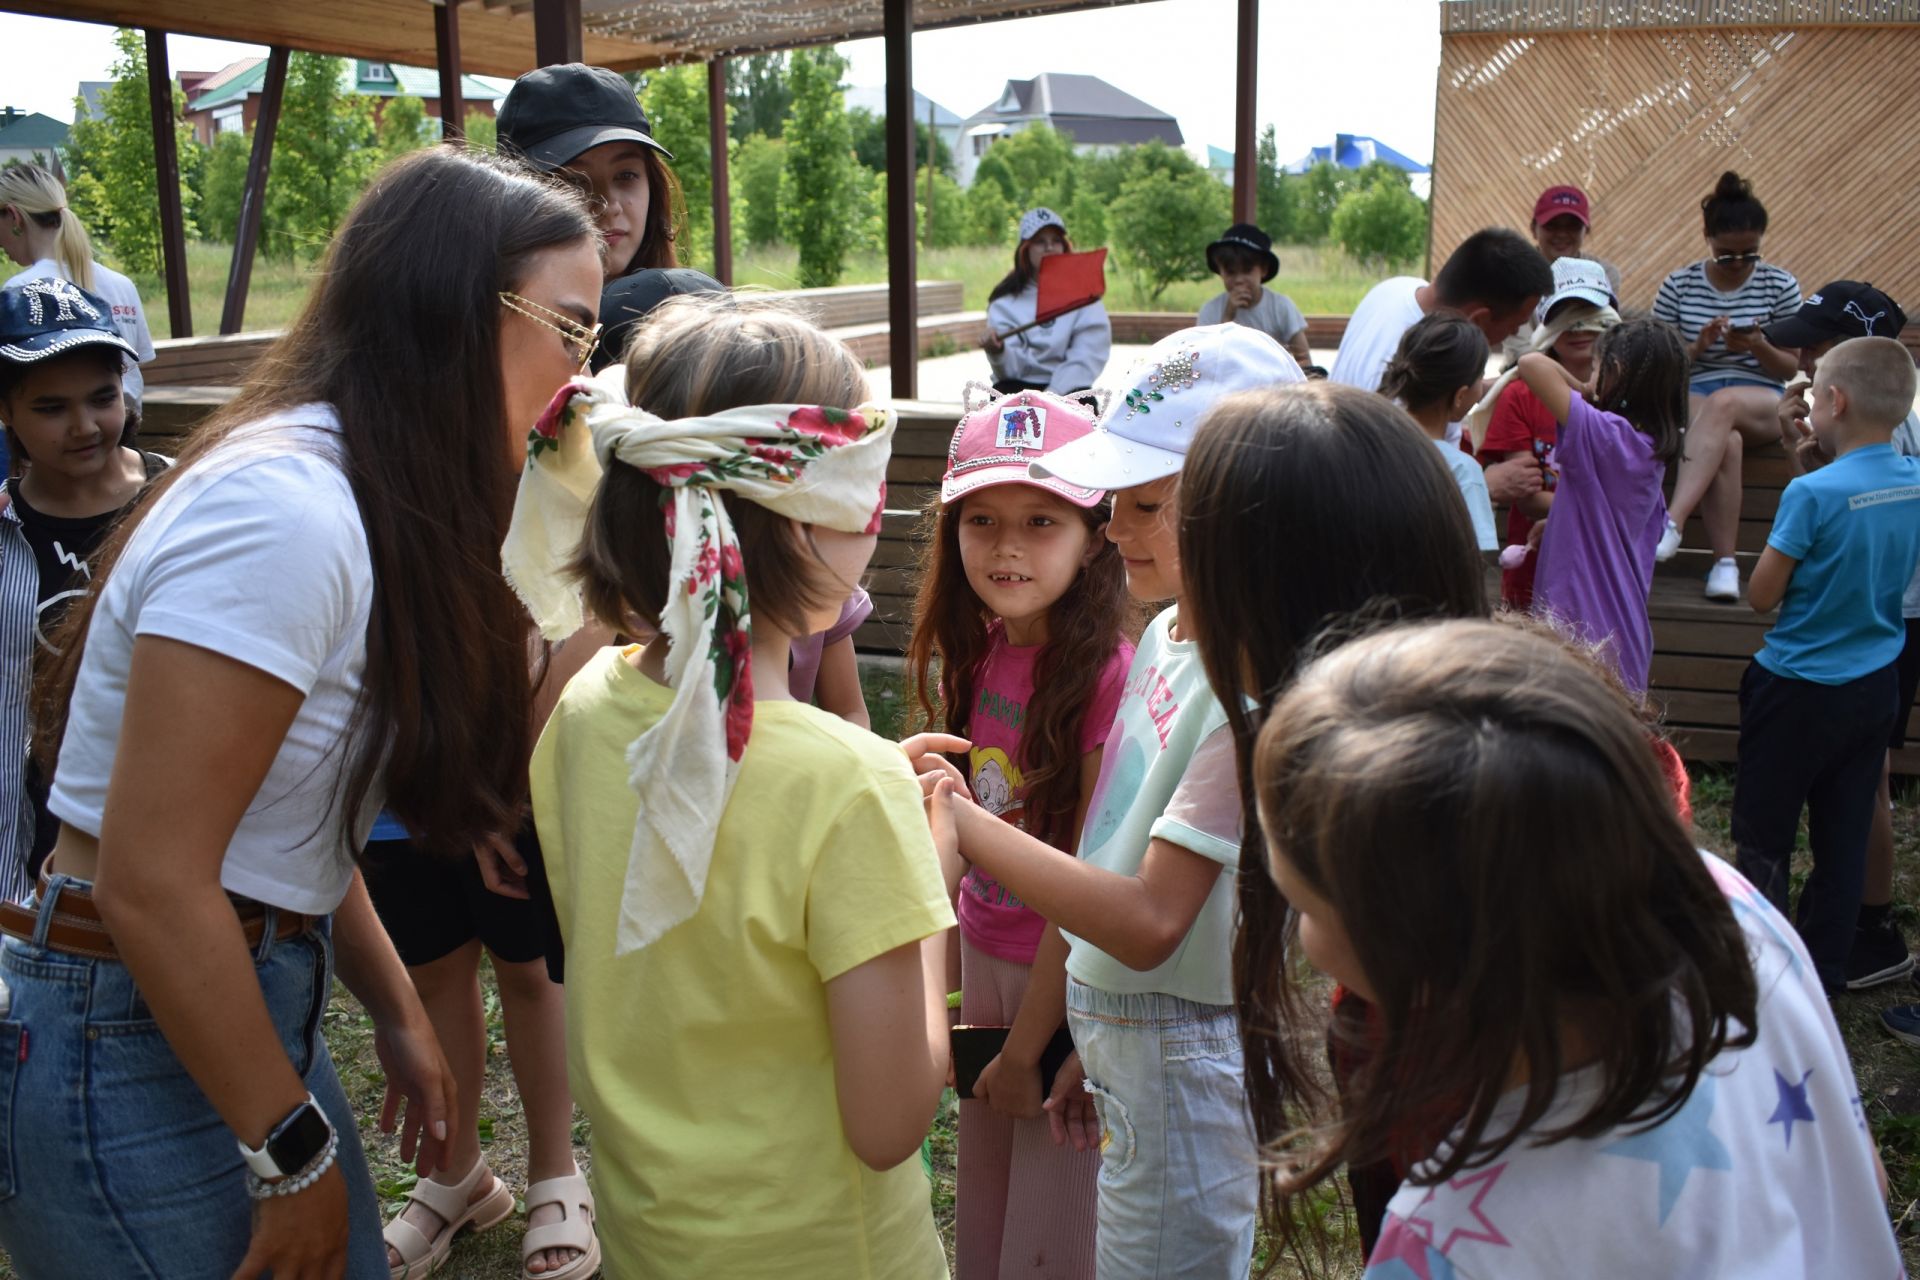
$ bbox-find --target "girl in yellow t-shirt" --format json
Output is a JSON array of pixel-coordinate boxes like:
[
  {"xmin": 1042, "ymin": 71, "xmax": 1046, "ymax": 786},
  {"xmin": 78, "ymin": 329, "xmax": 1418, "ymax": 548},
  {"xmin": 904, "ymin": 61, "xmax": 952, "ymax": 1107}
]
[{"xmin": 504, "ymin": 296, "xmax": 955, "ymax": 1279}]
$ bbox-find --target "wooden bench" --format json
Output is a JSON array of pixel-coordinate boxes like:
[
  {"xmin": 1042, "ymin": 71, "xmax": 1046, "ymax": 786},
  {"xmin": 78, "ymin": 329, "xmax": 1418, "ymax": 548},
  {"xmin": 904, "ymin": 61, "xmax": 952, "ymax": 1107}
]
[
  {"xmin": 764, "ymin": 281, "xmax": 965, "ymax": 330},
  {"xmin": 1107, "ymin": 313, "xmax": 1351, "ymax": 349},
  {"xmin": 143, "ymin": 332, "xmax": 281, "ymax": 389}
]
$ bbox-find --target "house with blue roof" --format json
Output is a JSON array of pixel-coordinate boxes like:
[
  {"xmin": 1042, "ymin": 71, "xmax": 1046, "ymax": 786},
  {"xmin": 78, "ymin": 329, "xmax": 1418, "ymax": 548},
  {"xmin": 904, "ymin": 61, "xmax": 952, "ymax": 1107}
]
[{"xmin": 1285, "ymin": 133, "xmax": 1429, "ymax": 176}]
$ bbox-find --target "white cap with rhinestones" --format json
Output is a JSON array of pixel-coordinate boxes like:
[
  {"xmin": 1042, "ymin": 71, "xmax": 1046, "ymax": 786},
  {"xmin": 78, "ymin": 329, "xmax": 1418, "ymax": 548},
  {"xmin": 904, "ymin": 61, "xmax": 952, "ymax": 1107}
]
[{"xmin": 1028, "ymin": 323, "xmax": 1304, "ymax": 491}]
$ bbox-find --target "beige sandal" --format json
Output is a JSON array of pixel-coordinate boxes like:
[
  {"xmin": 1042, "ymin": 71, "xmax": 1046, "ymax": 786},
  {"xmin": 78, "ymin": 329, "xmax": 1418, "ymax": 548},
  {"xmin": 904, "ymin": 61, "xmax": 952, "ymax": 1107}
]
[
  {"xmin": 384, "ymin": 1157, "xmax": 516, "ymax": 1280},
  {"xmin": 520, "ymin": 1167, "xmax": 602, "ymax": 1280}
]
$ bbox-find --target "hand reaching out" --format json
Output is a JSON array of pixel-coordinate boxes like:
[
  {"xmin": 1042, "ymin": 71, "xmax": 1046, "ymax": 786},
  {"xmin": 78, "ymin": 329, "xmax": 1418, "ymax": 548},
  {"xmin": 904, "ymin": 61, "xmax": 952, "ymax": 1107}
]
[{"xmin": 1043, "ymin": 1051, "xmax": 1099, "ymax": 1151}]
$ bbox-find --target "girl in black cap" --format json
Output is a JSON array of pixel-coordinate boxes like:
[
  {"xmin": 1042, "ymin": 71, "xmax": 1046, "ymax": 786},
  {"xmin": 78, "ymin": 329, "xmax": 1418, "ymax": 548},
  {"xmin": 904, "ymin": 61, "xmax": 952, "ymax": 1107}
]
[
  {"xmin": 1198, "ymin": 224, "xmax": 1311, "ymax": 367},
  {"xmin": 498, "ymin": 62, "xmax": 684, "ymax": 280}
]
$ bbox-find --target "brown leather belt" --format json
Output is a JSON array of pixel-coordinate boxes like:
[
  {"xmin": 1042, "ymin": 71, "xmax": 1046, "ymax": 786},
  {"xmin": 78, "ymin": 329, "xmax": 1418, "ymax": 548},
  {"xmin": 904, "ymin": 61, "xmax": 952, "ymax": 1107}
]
[{"xmin": 0, "ymin": 873, "xmax": 315, "ymax": 962}]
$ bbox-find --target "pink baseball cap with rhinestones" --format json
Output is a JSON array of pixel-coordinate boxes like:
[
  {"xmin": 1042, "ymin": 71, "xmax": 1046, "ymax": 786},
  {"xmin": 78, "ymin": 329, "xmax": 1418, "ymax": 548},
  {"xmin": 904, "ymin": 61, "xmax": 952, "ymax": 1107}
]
[{"xmin": 941, "ymin": 388, "xmax": 1105, "ymax": 508}]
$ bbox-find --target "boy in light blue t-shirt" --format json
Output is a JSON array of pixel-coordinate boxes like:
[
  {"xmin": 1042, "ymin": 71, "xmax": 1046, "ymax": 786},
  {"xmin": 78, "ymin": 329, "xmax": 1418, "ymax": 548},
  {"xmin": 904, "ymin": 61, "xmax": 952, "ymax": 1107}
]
[{"xmin": 1732, "ymin": 336, "xmax": 1920, "ymax": 994}]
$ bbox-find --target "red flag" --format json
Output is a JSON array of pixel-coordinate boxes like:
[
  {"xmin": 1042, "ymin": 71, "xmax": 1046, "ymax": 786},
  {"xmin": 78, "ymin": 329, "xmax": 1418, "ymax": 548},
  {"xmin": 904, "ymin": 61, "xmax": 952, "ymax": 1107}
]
[{"xmin": 1034, "ymin": 248, "xmax": 1107, "ymax": 324}]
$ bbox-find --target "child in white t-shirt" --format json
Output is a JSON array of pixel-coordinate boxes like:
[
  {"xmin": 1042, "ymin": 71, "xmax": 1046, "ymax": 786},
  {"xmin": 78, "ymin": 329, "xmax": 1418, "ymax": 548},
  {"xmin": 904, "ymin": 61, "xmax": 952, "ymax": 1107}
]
[{"xmin": 1249, "ymin": 618, "xmax": 1898, "ymax": 1279}]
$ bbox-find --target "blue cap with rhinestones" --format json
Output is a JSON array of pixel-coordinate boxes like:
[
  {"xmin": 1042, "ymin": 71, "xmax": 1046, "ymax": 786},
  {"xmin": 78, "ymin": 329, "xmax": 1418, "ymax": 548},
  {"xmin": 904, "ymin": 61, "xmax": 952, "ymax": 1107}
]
[{"xmin": 0, "ymin": 277, "xmax": 137, "ymax": 366}]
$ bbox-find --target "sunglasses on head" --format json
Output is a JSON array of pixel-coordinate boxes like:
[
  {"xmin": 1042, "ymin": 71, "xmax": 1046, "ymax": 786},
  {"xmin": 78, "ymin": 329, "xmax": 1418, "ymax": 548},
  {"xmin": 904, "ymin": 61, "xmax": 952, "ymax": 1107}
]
[
  {"xmin": 1711, "ymin": 250, "xmax": 1762, "ymax": 266},
  {"xmin": 499, "ymin": 291, "xmax": 602, "ymax": 375}
]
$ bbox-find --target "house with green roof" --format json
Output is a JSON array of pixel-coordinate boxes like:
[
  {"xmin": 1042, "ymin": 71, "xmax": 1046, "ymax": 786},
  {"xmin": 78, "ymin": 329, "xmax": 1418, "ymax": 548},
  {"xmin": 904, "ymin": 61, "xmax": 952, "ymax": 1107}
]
[
  {"xmin": 181, "ymin": 57, "xmax": 514, "ymax": 147},
  {"xmin": 0, "ymin": 109, "xmax": 70, "ymax": 173}
]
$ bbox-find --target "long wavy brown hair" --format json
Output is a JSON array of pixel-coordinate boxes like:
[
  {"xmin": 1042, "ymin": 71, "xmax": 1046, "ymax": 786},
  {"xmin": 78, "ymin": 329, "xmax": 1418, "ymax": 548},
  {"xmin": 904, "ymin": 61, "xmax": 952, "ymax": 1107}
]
[
  {"xmin": 34, "ymin": 147, "xmax": 599, "ymax": 859},
  {"xmin": 1253, "ymin": 620, "xmax": 1755, "ymax": 1248},
  {"xmin": 1177, "ymin": 382, "xmax": 1490, "ymax": 1264},
  {"xmin": 906, "ymin": 485, "xmax": 1133, "ymax": 849}
]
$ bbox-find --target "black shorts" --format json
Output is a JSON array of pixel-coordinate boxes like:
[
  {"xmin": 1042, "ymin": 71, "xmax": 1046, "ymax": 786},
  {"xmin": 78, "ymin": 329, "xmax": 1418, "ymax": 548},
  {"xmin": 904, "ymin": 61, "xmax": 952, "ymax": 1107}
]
[
  {"xmin": 1895, "ymin": 617, "xmax": 1920, "ymax": 750},
  {"xmin": 364, "ymin": 825, "xmax": 553, "ymax": 968}
]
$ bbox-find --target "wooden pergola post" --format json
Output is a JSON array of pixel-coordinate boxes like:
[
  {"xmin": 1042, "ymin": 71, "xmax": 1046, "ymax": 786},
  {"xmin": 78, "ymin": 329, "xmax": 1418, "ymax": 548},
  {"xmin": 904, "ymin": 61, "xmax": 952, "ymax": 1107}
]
[
  {"xmin": 436, "ymin": 0, "xmax": 465, "ymax": 142},
  {"xmin": 883, "ymin": 0, "xmax": 917, "ymax": 399},
  {"xmin": 144, "ymin": 29, "xmax": 192, "ymax": 338},
  {"xmin": 533, "ymin": 0, "xmax": 582, "ymax": 66},
  {"xmin": 1232, "ymin": 0, "xmax": 1257, "ymax": 224},
  {"xmin": 219, "ymin": 45, "xmax": 288, "ymax": 335},
  {"xmin": 708, "ymin": 58, "xmax": 732, "ymax": 285}
]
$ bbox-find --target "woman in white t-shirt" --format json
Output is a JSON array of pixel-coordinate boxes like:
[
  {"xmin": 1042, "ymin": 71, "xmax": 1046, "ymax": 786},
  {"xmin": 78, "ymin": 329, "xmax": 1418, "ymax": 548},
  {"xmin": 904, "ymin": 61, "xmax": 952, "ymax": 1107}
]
[
  {"xmin": 0, "ymin": 163, "xmax": 156, "ymax": 411},
  {"xmin": 0, "ymin": 148, "xmax": 603, "ymax": 1279}
]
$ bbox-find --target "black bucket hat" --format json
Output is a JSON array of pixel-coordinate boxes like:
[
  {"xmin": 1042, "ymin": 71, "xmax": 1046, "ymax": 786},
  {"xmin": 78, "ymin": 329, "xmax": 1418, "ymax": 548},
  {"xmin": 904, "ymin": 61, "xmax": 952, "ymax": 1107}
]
[
  {"xmin": 0, "ymin": 277, "xmax": 136, "ymax": 365},
  {"xmin": 497, "ymin": 63, "xmax": 675, "ymax": 171},
  {"xmin": 1205, "ymin": 224, "xmax": 1279, "ymax": 282}
]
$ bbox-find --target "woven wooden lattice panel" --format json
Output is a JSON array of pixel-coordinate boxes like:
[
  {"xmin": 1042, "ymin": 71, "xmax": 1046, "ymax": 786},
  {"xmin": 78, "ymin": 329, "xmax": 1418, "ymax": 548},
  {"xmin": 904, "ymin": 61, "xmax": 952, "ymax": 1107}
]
[{"xmin": 1432, "ymin": 25, "xmax": 1920, "ymax": 314}]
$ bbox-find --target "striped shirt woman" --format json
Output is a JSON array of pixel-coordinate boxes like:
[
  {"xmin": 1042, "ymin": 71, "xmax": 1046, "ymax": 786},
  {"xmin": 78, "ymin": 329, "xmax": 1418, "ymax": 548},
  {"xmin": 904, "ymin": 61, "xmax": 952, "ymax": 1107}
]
[{"xmin": 1653, "ymin": 259, "xmax": 1802, "ymax": 387}]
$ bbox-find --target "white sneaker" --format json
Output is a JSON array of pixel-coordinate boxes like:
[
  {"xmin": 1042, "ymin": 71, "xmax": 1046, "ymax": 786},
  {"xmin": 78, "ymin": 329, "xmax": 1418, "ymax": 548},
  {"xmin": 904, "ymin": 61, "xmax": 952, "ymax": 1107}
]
[
  {"xmin": 1704, "ymin": 558, "xmax": 1740, "ymax": 602},
  {"xmin": 1654, "ymin": 518, "xmax": 1682, "ymax": 562}
]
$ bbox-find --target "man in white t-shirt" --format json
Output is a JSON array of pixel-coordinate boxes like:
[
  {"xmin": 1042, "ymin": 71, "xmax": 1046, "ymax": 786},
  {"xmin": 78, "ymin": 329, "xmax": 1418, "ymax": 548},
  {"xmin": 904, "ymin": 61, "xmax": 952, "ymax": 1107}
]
[{"xmin": 1331, "ymin": 227, "xmax": 1552, "ymax": 394}]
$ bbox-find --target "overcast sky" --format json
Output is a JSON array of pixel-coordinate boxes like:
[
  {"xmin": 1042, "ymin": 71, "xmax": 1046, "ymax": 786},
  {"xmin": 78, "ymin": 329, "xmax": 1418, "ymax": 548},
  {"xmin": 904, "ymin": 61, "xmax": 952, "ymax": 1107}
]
[{"xmin": 0, "ymin": 0, "xmax": 1440, "ymax": 166}]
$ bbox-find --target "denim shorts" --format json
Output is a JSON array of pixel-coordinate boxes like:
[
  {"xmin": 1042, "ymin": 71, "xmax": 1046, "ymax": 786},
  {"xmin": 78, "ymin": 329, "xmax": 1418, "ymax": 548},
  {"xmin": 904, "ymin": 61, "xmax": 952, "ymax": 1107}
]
[
  {"xmin": 1067, "ymin": 980, "xmax": 1259, "ymax": 1280},
  {"xmin": 0, "ymin": 876, "xmax": 388, "ymax": 1278},
  {"xmin": 1689, "ymin": 371, "xmax": 1782, "ymax": 399}
]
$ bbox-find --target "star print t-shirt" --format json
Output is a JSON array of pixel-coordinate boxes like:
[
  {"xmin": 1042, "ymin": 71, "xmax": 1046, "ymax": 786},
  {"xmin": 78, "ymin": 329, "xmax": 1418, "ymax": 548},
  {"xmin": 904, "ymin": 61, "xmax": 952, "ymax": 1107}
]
[
  {"xmin": 1063, "ymin": 607, "xmax": 1244, "ymax": 1006},
  {"xmin": 958, "ymin": 623, "xmax": 1133, "ymax": 965},
  {"xmin": 1365, "ymin": 854, "xmax": 1900, "ymax": 1280}
]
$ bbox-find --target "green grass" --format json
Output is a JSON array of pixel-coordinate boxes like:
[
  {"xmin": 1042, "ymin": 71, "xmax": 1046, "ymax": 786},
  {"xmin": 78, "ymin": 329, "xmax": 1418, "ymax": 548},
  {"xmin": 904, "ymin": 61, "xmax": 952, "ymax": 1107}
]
[{"xmin": 120, "ymin": 238, "xmax": 1402, "ymax": 343}]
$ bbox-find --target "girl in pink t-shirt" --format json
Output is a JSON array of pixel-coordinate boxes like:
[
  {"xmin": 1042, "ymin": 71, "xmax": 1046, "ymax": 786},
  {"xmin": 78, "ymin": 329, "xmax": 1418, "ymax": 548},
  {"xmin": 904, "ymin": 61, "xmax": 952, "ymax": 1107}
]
[{"xmin": 905, "ymin": 388, "xmax": 1134, "ymax": 1280}]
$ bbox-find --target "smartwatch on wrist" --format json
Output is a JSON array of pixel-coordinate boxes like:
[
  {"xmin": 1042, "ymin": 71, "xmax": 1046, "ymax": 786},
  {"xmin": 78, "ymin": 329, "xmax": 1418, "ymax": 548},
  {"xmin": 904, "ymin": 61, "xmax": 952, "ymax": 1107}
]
[{"xmin": 238, "ymin": 1093, "xmax": 334, "ymax": 1179}]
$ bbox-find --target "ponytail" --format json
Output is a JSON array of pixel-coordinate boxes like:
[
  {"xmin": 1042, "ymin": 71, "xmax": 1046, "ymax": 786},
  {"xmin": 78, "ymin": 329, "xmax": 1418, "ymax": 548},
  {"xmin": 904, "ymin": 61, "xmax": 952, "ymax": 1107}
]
[
  {"xmin": 1700, "ymin": 170, "xmax": 1768, "ymax": 238},
  {"xmin": 0, "ymin": 164, "xmax": 94, "ymax": 291},
  {"xmin": 1380, "ymin": 312, "xmax": 1489, "ymax": 413}
]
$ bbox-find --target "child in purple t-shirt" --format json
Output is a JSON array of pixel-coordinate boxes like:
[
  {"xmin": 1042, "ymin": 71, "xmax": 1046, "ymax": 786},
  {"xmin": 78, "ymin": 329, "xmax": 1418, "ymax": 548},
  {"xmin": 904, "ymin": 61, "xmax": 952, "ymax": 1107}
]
[
  {"xmin": 1513, "ymin": 317, "xmax": 1691, "ymax": 692},
  {"xmin": 903, "ymin": 388, "xmax": 1134, "ymax": 1280}
]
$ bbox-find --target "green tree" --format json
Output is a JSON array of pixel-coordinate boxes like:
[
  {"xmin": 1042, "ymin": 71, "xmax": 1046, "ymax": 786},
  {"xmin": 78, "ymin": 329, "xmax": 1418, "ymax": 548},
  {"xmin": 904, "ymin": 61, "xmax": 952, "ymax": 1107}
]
[
  {"xmin": 726, "ymin": 53, "xmax": 791, "ymax": 141},
  {"xmin": 781, "ymin": 48, "xmax": 859, "ymax": 288},
  {"xmin": 462, "ymin": 110, "xmax": 497, "ymax": 151},
  {"xmin": 847, "ymin": 108, "xmax": 952, "ymax": 178},
  {"xmin": 984, "ymin": 123, "xmax": 1077, "ymax": 211},
  {"xmin": 266, "ymin": 54, "xmax": 377, "ymax": 259},
  {"xmin": 1108, "ymin": 160, "xmax": 1230, "ymax": 303},
  {"xmin": 1066, "ymin": 188, "xmax": 1108, "ymax": 249},
  {"xmin": 734, "ymin": 133, "xmax": 785, "ymax": 246},
  {"xmin": 1331, "ymin": 174, "xmax": 1428, "ymax": 267},
  {"xmin": 376, "ymin": 95, "xmax": 434, "ymax": 167},
  {"xmin": 917, "ymin": 168, "xmax": 965, "ymax": 249},
  {"xmin": 63, "ymin": 29, "xmax": 197, "ymax": 275},
  {"xmin": 971, "ymin": 148, "xmax": 1017, "ymax": 205},
  {"xmin": 642, "ymin": 65, "xmax": 713, "ymax": 270},
  {"xmin": 1254, "ymin": 125, "xmax": 1303, "ymax": 243},
  {"xmin": 964, "ymin": 178, "xmax": 1014, "ymax": 248},
  {"xmin": 197, "ymin": 129, "xmax": 253, "ymax": 242}
]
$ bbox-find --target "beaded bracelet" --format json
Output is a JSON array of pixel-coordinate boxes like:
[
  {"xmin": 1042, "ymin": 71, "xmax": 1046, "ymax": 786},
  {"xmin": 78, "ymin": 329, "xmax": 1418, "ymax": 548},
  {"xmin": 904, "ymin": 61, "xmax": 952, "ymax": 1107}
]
[{"xmin": 245, "ymin": 1131, "xmax": 340, "ymax": 1202}]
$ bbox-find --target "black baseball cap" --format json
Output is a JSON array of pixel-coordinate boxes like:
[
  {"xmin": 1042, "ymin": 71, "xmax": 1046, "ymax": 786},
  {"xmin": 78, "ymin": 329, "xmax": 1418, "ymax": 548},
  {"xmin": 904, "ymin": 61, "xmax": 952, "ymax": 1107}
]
[
  {"xmin": 496, "ymin": 63, "xmax": 674, "ymax": 171},
  {"xmin": 1763, "ymin": 281, "xmax": 1906, "ymax": 348},
  {"xmin": 591, "ymin": 268, "xmax": 727, "ymax": 372},
  {"xmin": 1205, "ymin": 224, "xmax": 1279, "ymax": 283},
  {"xmin": 0, "ymin": 277, "xmax": 136, "ymax": 365}
]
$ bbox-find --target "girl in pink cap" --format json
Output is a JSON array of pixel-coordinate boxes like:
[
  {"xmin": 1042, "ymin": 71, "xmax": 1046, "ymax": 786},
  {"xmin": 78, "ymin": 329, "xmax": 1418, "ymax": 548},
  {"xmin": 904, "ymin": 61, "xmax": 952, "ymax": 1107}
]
[{"xmin": 905, "ymin": 387, "xmax": 1135, "ymax": 1280}]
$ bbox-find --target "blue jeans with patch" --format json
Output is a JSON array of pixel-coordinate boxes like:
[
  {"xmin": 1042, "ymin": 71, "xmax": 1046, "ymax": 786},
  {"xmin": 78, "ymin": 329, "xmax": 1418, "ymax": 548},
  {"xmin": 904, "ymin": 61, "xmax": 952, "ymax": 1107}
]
[
  {"xmin": 0, "ymin": 875, "xmax": 388, "ymax": 1279},
  {"xmin": 1067, "ymin": 980, "xmax": 1259, "ymax": 1279}
]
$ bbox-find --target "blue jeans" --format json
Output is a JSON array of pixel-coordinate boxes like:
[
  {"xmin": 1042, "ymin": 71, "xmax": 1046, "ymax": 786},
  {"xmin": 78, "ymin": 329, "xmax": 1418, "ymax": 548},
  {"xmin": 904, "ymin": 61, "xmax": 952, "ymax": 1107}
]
[
  {"xmin": 1067, "ymin": 980, "xmax": 1258, "ymax": 1279},
  {"xmin": 1689, "ymin": 371, "xmax": 1781, "ymax": 399},
  {"xmin": 0, "ymin": 876, "xmax": 388, "ymax": 1278}
]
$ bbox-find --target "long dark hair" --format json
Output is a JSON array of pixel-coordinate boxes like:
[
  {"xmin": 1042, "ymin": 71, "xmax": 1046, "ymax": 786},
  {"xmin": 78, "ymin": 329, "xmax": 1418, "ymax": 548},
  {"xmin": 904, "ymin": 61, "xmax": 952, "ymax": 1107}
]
[
  {"xmin": 1592, "ymin": 315, "xmax": 1690, "ymax": 462},
  {"xmin": 1252, "ymin": 620, "xmax": 1756, "ymax": 1227},
  {"xmin": 906, "ymin": 485, "xmax": 1133, "ymax": 850},
  {"xmin": 35, "ymin": 147, "xmax": 599, "ymax": 859},
  {"xmin": 1176, "ymin": 381, "xmax": 1489, "ymax": 1257},
  {"xmin": 988, "ymin": 229, "xmax": 1074, "ymax": 304},
  {"xmin": 618, "ymin": 148, "xmax": 682, "ymax": 274}
]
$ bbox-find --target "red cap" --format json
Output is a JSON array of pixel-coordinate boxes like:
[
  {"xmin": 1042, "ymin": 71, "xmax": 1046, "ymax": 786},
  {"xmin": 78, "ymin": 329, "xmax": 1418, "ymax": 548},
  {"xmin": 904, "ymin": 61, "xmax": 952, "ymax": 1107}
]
[{"xmin": 1532, "ymin": 185, "xmax": 1591, "ymax": 228}]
